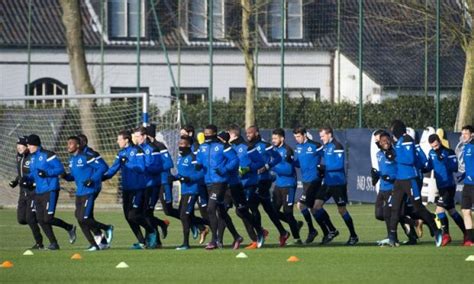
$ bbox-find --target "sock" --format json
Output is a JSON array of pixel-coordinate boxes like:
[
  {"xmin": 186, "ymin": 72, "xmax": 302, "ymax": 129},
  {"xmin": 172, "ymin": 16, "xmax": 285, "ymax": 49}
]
[
  {"xmin": 322, "ymin": 209, "xmax": 337, "ymax": 232},
  {"xmin": 342, "ymin": 212, "xmax": 357, "ymax": 237},
  {"xmin": 467, "ymin": 229, "xmax": 473, "ymax": 242},
  {"xmin": 313, "ymin": 209, "xmax": 329, "ymax": 235},
  {"xmin": 449, "ymin": 211, "xmax": 466, "ymax": 234},
  {"xmin": 437, "ymin": 212, "xmax": 449, "ymax": 234},
  {"xmin": 300, "ymin": 208, "xmax": 315, "ymax": 231}
]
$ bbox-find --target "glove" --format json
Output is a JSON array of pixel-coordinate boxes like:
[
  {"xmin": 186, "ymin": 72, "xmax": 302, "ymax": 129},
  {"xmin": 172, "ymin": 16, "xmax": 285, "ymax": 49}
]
[
  {"xmin": 215, "ymin": 168, "xmax": 225, "ymax": 177},
  {"xmin": 317, "ymin": 164, "xmax": 325, "ymax": 178},
  {"xmin": 9, "ymin": 179, "xmax": 18, "ymax": 188},
  {"xmin": 167, "ymin": 175, "xmax": 177, "ymax": 184},
  {"xmin": 119, "ymin": 156, "xmax": 128, "ymax": 165},
  {"xmin": 195, "ymin": 164, "xmax": 203, "ymax": 171},
  {"xmin": 370, "ymin": 168, "xmax": 379, "ymax": 186},
  {"xmin": 83, "ymin": 179, "xmax": 94, "ymax": 188},
  {"xmin": 384, "ymin": 149, "xmax": 395, "ymax": 161},
  {"xmin": 238, "ymin": 167, "xmax": 250, "ymax": 176},
  {"xmin": 179, "ymin": 176, "xmax": 191, "ymax": 183},
  {"xmin": 38, "ymin": 169, "xmax": 47, "ymax": 178},
  {"xmin": 19, "ymin": 177, "xmax": 30, "ymax": 187},
  {"xmin": 381, "ymin": 175, "xmax": 392, "ymax": 182}
]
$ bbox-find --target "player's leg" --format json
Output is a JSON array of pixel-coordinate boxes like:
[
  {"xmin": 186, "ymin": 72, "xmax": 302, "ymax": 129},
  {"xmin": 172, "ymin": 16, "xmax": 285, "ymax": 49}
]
[
  {"xmin": 160, "ymin": 183, "xmax": 180, "ymax": 220},
  {"xmin": 43, "ymin": 190, "xmax": 76, "ymax": 245},
  {"xmin": 297, "ymin": 182, "xmax": 317, "ymax": 242},
  {"xmin": 388, "ymin": 180, "xmax": 408, "ymax": 246},
  {"xmin": 177, "ymin": 194, "xmax": 197, "ymax": 250},
  {"xmin": 313, "ymin": 182, "xmax": 337, "ymax": 238},
  {"xmin": 445, "ymin": 188, "xmax": 466, "ymax": 236},
  {"xmin": 258, "ymin": 180, "xmax": 289, "ymax": 243},
  {"xmin": 129, "ymin": 189, "xmax": 157, "ymax": 248},
  {"xmin": 282, "ymin": 186, "xmax": 301, "ymax": 243},
  {"xmin": 206, "ymin": 184, "xmax": 220, "ymax": 248},
  {"xmin": 230, "ymin": 184, "xmax": 260, "ymax": 246},
  {"xmin": 217, "ymin": 188, "xmax": 242, "ymax": 248},
  {"xmin": 75, "ymin": 195, "xmax": 100, "ymax": 250},
  {"xmin": 332, "ymin": 185, "xmax": 358, "ymax": 245},
  {"xmin": 461, "ymin": 185, "xmax": 474, "ymax": 246},
  {"xmin": 35, "ymin": 192, "xmax": 59, "ymax": 249},
  {"xmin": 25, "ymin": 192, "xmax": 43, "ymax": 249},
  {"xmin": 122, "ymin": 190, "xmax": 146, "ymax": 248}
]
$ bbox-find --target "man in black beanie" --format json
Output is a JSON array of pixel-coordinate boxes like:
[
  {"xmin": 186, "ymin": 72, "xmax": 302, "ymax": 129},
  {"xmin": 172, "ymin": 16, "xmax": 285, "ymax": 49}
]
[{"xmin": 388, "ymin": 120, "xmax": 442, "ymax": 247}]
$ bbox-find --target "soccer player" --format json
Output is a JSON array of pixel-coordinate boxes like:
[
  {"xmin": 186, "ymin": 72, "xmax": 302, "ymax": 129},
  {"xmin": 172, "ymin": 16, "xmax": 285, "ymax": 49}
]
[
  {"xmin": 293, "ymin": 127, "xmax": 337, "ymax": 244},
  {"xmin": 77, "ymin": 134, "xmax": 113, "ymax": 248},
  {"xmin": 8, "ymin": 136, "xmax": 43, "ymax": 249},
  {"xmin": 103, "ymin": 130, "xmax": 157, "ymax": 249},
  {"xmin": 196, "ymin": 125, "xmax": 239, "ymax": 250},
  {"xmin": 246, "ymin": 126, "xmax": 291, "ymax": 245},
  {"xmin": 459, "ymin": 128, "xmax": 474, "ymax": 246},
  {"xmin": 26, "ymin": 134, "xmax": 76, "ymax": 250},
  {"xmin": 317, "ymin": 127, "xmax": 358, "ymax": 245},
  {"xmin": 388, "ymin": 120, "xmax": 442, "ymax": 247},
  {"xmin": 172, "ymin": 136, "xmax": 205, "ymax": 250},
  {"xmin": 425, "ymin": 134, "xmax": 466, "ymax": 246},
  {"xmin": 455, "ymin": 125, "xmax": 474, "ymax": 174},
  {"xmin": 271, "ymin": 128, "xmax": 303, "ymax": 244},
  {"xmin": 133, "ymin": 126, "xmax": 167, "ymax": 248},
  {"xmin": 63, "ymin": 136, "xmax": 112, "ymax": 251}
]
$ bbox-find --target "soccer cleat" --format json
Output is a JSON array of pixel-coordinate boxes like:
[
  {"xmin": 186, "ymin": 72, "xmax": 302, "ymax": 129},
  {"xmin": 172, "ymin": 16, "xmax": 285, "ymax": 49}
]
[
  {"xmin": 434, "ymin": 229, "xmax": 443, "ymax": 247},
  {"xmin": 191, "ymin": 225, "xmax": 199, "ymax": 240},
  {"xmin": 462, "ymin": 240, "xmax": 474, "ymax": 247},
  {"xmin": 146, "ymin": 231, "xmax": 158, "ymax": 249},
  {"xmin": 232, "ymin": 236, "xmax": 244, "ymax": 250},
  {"xmin": 68, "ymin": 225, "xmax": 77, "ymax": 244},
  {"xmin": 245, "ymin": 242, "xmax": 258, "ymax": 250},
  {"xmin": 131, "ymin": 242, "xmax": 145, "ymax": 250},
  {"xmin": 48, "ymin": 243, "xmax": 60, "ymax": 250},
  {"xmin": 199, "ymin": 227, "xmax": 209, "ymax": 245},
  {"xmin": 321, "ymin": 230, "xmax": 339, "ymax": 245},
  {"xmin": 176, "ymin": 244, "xmax": 190, "ymax": 251},
  {"xmin": 415, "ymin": 220, "xmax": 424, "ymax": 238},
  {"xmin": 346, "ymin": 235, "xmax": 359, "ymax": 246},
  {"xmin": 86, "ymin": 245, "xmax": 100, "ymax": 251},
  {"xmin": 106, "ymin": 225, "xmax": 114, "ymax": 244},
  {"xmin": 31, "ymin": 243, "xmax": 45, "ymax": 250},
  {"xmin": 388, "ymin": 239, "xmax": 400, "ymax": 247},
  {"xmin": 160, "ymin": 220, "xmax": 170, "ymax": 240},
  {"xmin": 377, "ymin": 238, "xmax": 390, "ymax": 246},
  {"xmin": 441, "ymin": 234, "xmax": 451, "ymax": 247},
  {"xmin": 305, "ymin": 230, "xmax": 318, "ymax": 244},
  {"xmin": 257, "ymin": 231, "xmax": 265, "ymax": 248},
  {"xmin": 279, "ymin": 231, "xmax": 290, "ymax": 247},
  {"xmin": 216, "ymin": 241, "xmax": 224, "ymax": 249},
  {"xmin": 205, "ymin": 241, "xmax": 218, "ymax": 250}
]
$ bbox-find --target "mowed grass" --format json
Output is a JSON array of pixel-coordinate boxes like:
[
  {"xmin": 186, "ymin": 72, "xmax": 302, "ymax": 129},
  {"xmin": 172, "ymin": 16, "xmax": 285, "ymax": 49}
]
[{"xmin": 0, "ymin": 204, "xmax": 473, "ymax": 283}]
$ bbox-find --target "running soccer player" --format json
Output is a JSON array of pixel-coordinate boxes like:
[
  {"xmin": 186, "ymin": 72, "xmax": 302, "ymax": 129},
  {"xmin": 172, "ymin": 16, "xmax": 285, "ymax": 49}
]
[{"xmin": 459, "ymin": 129, "xmax": 474, "ymax": 246}]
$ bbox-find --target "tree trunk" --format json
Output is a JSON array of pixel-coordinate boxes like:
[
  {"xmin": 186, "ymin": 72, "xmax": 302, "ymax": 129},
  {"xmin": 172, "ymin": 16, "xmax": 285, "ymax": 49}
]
[
  {"xmin": 242, "ymin": 0, "xmax": 256, "ymax": 128},
  {"xmin": 59, "ymin": 0, "xmax": 99, "ymax": 148},
  {"xmin": 455, "ymin": 1, "xmax": 474, "ymax": 130}
]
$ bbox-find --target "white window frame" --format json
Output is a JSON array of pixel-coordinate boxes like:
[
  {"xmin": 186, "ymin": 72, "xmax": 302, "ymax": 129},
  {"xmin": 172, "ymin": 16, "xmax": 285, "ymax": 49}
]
[
  {"xmin": 108, "ymin": 0, "xmax": 146, "ymax": 39},
  {"xmin": 268, "ymin": 0, "xmax": 304, "ymax": 41},
  {"xmin": 188, "ymin": 0, "xmax": 225, "ymax": 40}
]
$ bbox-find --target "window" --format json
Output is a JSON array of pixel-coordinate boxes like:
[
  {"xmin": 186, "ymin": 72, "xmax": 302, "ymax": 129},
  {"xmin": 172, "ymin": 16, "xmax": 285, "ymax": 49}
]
[
  {"xmin": 171, "ymin": 88, "xmax": 208, "ymax": 105},
  {"xmin": 108, "ymin": 0, "xmax": 146, "ymax": 39},
  {"xmin": 25, "ymin": 78, "xmax": 67, "ymax": 107},
  {"xmin": 229, "ymin": 88, "xmax": 319, "ymax": 101},
  {"xmin": 268, "ymin": 0, "xmax": 303, "ymax": 41},
  {"xmin": 188, "ymin": 0, "xmax": 225, "ymax": 40}
]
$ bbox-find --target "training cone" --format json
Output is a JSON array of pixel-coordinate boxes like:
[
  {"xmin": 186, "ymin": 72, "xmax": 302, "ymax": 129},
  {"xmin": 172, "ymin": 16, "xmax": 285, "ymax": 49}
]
[
  {"xmin": 466, "ymin": 255, "xmax": 474, "ymax": 261},
  {"xmin": 70, "ymin": 253, "xmax": 82, "ymax": 260},
  {"xmin": 116, "ymin": 262, "xmax": 129, "ymax": 268},
  {"xmin": 23, "ymin": 250, "xmax": 34, "ymax": 256},
  {"xmin": 287, "ymin": 256, "xmax": 300, "ymax": 262},
  {"xmin": 236, "ymin": 252, "xmax": 248, "ymax": 259},
  {"xmin": 1, "ymin": 261, "xmax": 14, "ymax": 268}
]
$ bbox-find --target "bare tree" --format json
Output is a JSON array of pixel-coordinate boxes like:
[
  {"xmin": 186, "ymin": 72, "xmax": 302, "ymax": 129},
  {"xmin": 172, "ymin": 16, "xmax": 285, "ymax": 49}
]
[{"xmin": 59, "ymin": 0, "xmax": 99, "ymax": 147}]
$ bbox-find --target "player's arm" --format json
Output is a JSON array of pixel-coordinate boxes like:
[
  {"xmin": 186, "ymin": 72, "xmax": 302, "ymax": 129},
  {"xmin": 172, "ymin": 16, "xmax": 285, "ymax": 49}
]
[
  {"xmin": 125, "ymin": 149, "xmax": 146, "ymax": 173},
  {"xmin": 447, "ymin": 149, "xmax": 458, "ymax": 173},
  {"xmin": 247, "ymin": 146, "xmax": 265, "ymax": 172},
  {"xmin": 267, "ymin": 146, "xmax": 282, "ymax": 168},
  {"xmin": 326, "ymin": 143, "xmax": 344, "ymax": 171},
  {"xmin": 396, "ymin": 136, "xmax": 415, "ymax": 166},
  {"xmin": 158, "ymin": 145, "xmax": 174, "ymax": 171},
  {"xmin": 223, "ymin": 145, "xmax": 239, "ymax": 174},
  {"xmin": 45, "ymin": 152, "xmax": 65, "ymax": 177},
  {"xmin": 147, "ymin": 150, "xmax": 163, "ymax": 174},
  {"xmin": 189, "ymin": 159, "xmax": 205, "ymax": 182},
  {"xmin": 103, "ymin": 153, "xmax": 122, "ymax": 179},
  {"xmin": 272, "ymin": 149, "xmax": 294, "ymax": 176}
]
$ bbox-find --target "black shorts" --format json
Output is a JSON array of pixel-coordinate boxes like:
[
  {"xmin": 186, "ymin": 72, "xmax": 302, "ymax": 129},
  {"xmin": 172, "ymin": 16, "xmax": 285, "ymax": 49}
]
[
  {"xmin": 461, "ymin": 184, "xmax": 474, "ymax": 210},
  {"xmin": 75, "ymin": 194, "xmax": 95, "ymax": 221},
  {"xmin": 229, "ymin": 183, "xmax": 247, "ymax": 209},
  {"xmin": 257, "ymin": 180, "xmax": 272, "ymax": 200},
  {"xmin": 299, "ymin": 180, "xmax": 322, "ymax": 206},
  {"xmin": 207, "ymin": 183, "xmax": 227, "ymax": 205},
  {"xmin": 326, "ymin": 184, "xmax": 348, "ymax": 207},
  {"xmin": 273, "ymin": 186, "xmax": 296, "ymax": 208},
  {"xmin": 436, "ymin": 186, "xmax": 456, "ymax": 210}
]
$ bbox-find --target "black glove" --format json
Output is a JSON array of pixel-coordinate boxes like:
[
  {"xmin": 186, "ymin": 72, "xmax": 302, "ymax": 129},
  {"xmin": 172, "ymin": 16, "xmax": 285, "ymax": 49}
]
[
  {"xmin": 19, "ymin": 177, "xmax": 29, "ymax": 187},
  {"xmin": 179, "ymin": 176, "xmax": 191, "ymax": 183},
  {"xmin": 370, "ymin": 168, "xmax": 379, "ymax": 186},
  {"xmin": 317, "ymin": 164, "xmax": 325, "ymax": 178},
  {"xmin": 195, "ymin": 164, "xmax": 203, "ymax": 171},
  {"xmin": 215, "ymin": 168, "xmax": 224, "ymax": 177},
  {"xmin": 381, "ymin": 175, "xmax": 392, "ymax": 182},
  {"xmin": 9, "ymin": 179, "xmax": 18, "ymax": 188},
  {"xmin": 38, "ymin": 169, "xmax": 47, "ymax": 178},
  {"xmin": 385, "ymin": 149, "xmax": 395, "ymax": 161},
  {"xmin": 168, "ymin": 175, "xmax": 177, "ymax": 184},
  {"xmin": 119, "ymin": 156, "xmax": 128, "ymax": 165},
  {"xmin": 83, "ymin": 179, "xmax": 94, "ymax": 188}
]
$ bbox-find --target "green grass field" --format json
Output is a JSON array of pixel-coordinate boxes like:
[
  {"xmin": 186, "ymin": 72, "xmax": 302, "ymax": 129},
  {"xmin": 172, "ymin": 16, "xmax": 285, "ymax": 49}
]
[{"xmin": 0, "ymin": 204, "xmax": 473, "ymax": 283}]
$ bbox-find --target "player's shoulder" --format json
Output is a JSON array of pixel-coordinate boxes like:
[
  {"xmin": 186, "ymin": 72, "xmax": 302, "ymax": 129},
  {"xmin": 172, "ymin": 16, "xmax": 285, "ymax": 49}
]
[
  {"xmin": 331, "ymin": 139, "xmax": 344, "ymax": 150},
  {"xmin": 402, "ymin": 135, "xmax": 414, "ymax": 143},
  {"xmin": 41, "ymin": 148, "xmax": 57, "ymax": 159},
  {"xmin": 284, "ymin": 144, "xmax": 294, "ymax": 155}
]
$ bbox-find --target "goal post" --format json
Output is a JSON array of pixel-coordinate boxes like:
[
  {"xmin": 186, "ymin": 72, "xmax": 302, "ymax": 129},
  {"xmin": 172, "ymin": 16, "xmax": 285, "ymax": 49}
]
[{"xmin": 0, "ymin": 93, "xmax": 181, "ymax": 206}]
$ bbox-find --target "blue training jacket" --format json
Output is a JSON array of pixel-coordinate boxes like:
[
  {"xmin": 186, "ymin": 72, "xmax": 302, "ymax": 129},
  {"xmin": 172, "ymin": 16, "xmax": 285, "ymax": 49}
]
[
  {"xmin": 426, "ymin": 147, "xmax": 457, "ymax": 189},
  {"xmin": 252, "ymin": 138, "xmax": 282, "ymax": 182},
  {"xmin": 65, "ymin": 152, "xmax": 106, "ymax": 196},
  {"xmin": 272, "ymin": 143, "xmax": 297, "ymax": 188},
  {"xmin": 376, "ymin": 150, "xmax": 397, "ymax": 191},
  {"xmin": 150, "ymin": 140, "xmax": 174, "ymax": 185},
  {"xmin": 462, "ymin": 141, "xmax": 474, "ymax": 185},
  {"xmin": 231, "ymin": 136, "xmax": 265, "ymax": 188},
  {"xmin": 322, "ymin": 138, "xmax": 346, "ymax": 186},
  {"xmin": 103, "ymin": 144, "xmax": 146, "ymax": 190},
  {"xmin": 394, "ymin": 134, "xmax": 418, "ymax": 180},
  {"xmin": 294, "ymin": 139, "xmax": 323, "ymax": 183},
  {"xmin": 28, "ymin": 147, "xmax": 65, "ymax": 194},
  {"xmin": 197, "ymin": 138, "xmax": 239, "ymax": 185},
  {"xmin": 176, "ymin": 152, "xmax": 204, "ymax": 195},
  {"xmin": 139, "ymin": 141, "xmax": 163, "ymax": 188},
  {"xmin": 82, "ymin": 146, "xmax": 109, "ymax": 193}
]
